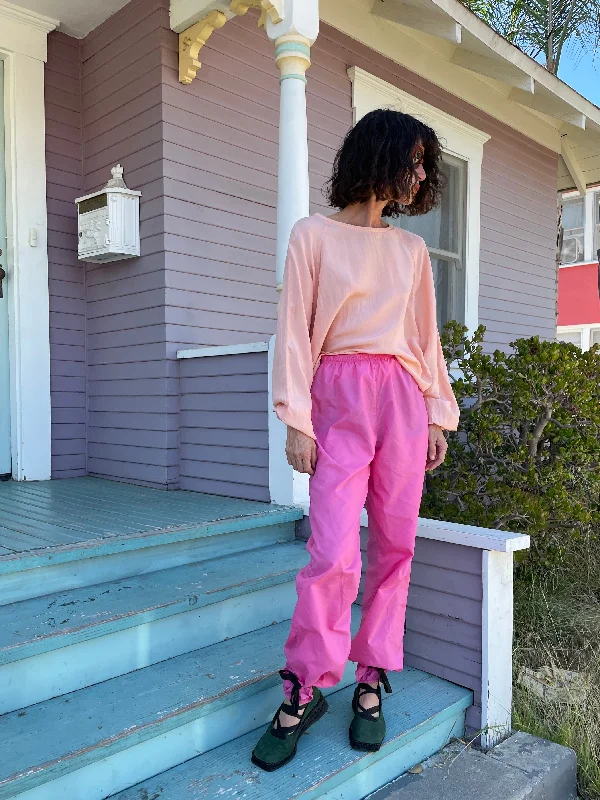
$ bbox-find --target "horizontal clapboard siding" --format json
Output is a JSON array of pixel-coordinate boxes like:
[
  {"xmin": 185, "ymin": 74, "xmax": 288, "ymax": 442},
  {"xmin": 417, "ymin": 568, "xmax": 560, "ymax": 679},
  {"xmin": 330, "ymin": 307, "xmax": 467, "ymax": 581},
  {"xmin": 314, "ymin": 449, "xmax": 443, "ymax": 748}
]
[
  {"xmin": 179, "ymin": 351, "xmax": 270, "ymax": 501},
  {"xmin": 365, "ymin": 532, "xmax": 483, "ymax": 733},
  {"xmin": 46, "ymin": 32, "xmax": 87, "ymax": 479},
  {"xmin": 296, "ymin": 516, "xmax": 484, "ymax": 733},
  {"xmin": 159, "ymin": 12, "xmax": 558, "ymax": 365},
  {"xmin": 82, "ymin": 0, "xmax": 174, "ymax": 489},
  {"xmin": 159, "ymin": 9, "xmax": 346, "ymax": 367}
]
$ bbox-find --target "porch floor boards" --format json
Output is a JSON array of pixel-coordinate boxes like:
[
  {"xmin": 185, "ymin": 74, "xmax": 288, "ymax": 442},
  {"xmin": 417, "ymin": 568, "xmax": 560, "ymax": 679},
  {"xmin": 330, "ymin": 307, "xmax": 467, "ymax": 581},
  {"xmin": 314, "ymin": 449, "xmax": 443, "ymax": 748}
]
[{"xmin": 0, "ymin": 477, "xmax": 301, "ymax": 566}]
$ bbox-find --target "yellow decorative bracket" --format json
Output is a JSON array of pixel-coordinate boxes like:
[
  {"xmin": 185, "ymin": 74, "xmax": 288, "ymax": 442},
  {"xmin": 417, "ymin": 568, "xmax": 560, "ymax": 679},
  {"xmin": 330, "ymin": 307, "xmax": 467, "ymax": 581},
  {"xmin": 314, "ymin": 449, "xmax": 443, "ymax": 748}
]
[
  {"xmin": 179, "ymin": 10, "xmax": 227, "ymax": 85},
  {"xmin": 230, "ymin": 0, "xmax": 283, "ymax": 28}
]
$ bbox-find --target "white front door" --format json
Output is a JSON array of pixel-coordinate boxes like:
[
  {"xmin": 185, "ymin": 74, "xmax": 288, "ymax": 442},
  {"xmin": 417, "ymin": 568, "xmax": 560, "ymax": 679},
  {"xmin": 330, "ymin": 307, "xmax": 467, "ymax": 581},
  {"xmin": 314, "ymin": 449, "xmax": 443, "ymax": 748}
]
[{"xmin": 0, "ymin": 59, "xmax": 11, "ymax": 477}]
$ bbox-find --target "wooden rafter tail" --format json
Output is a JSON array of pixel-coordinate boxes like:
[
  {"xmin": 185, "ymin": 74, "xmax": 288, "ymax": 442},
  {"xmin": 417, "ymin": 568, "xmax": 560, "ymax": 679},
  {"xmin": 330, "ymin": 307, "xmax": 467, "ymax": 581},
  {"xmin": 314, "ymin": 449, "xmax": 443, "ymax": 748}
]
[{"xmin": 179, "ymin": 10, "xmax": 227, "ymax": 85}]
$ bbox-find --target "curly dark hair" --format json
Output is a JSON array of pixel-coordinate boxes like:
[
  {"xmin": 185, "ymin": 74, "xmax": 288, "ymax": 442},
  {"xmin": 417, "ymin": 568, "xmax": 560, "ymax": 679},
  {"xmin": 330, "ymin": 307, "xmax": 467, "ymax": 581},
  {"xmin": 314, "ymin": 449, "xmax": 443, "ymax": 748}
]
[{"xmin": 325, "ymin": 108, "xmax": 446, "ymax": 217}]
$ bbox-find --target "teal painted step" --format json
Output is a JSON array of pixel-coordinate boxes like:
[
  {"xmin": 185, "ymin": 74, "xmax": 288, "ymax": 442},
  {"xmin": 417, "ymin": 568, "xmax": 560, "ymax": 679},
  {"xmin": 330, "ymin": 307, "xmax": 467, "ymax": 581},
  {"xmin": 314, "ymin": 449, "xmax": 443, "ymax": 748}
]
[
  {"xmin": 0, "ymin": 541, "xmax": 309, "ymax": 713},
  {"xmin": 0, "ymin": 477, "xmax": 303, "ymax": 576},
  {"xmin": 0, "ymin": 610, "xmax": 360, "ymax": 800},
  {"xmin": 111, "ymin": 675, "xmax": 473, "ymax": 800},
  {"xmin": 3, "ymin": 521, "xmax": 296, "ymax": 606},
  {"xmin": 0, "ymin": 479, "xmax": 302, "ymax": 605}
]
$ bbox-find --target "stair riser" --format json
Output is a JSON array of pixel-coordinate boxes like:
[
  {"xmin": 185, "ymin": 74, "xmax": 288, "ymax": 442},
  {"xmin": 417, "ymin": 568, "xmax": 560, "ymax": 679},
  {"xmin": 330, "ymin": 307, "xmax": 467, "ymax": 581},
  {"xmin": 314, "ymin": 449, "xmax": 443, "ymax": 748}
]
[
  {"xmin": 0, "ymin": 582, "xmax": 297, "ymax": 714},
  {"xmin": 1, "ymin": 522, "xmax": 296, "ymax": 605},
  {"xmin": 319, "ymin": 711, "xmax": 466, "ymax": 800},
  {"xmin": 6, "ymin": 664, "xmax": 357, "ymax": 800}
]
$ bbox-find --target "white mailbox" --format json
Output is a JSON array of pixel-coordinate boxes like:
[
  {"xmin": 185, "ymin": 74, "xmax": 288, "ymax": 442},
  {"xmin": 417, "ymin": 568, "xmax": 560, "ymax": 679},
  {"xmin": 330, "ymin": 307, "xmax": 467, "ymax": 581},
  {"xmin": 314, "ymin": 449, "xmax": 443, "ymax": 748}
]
[{"xmin": 75, "ymin": 164, "xmax": 141, "ymax": 263}]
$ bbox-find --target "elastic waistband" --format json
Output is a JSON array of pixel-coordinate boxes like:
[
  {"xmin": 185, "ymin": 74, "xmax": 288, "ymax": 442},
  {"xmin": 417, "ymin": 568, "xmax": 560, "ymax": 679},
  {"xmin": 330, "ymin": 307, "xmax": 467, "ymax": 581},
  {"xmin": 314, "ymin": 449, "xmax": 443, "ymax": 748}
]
[{"xmin": 319, "ymin": 353, "xmax": 397, "ymax": 363}]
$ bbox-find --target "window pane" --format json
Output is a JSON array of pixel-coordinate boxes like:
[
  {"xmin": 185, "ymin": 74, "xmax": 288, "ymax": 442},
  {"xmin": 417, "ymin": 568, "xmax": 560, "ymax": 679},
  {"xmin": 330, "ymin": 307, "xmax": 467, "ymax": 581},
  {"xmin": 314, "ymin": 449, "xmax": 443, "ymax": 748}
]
[
  {"xmin": 560, "ymin": 230, "xmax": 585, "ymax": 264},
  {"xmin": 591, "ymin": 328, "xmax": 600, "ymax": 347},
  {"xmin": 394, "ymin": 160, "xmax": 462, "ymax": 254},
  {"xmin": 560, "ymin": 197, "xmax": 585, "ymax": 265},
  {"xmin": 432, "ymin": 258, "xmax": 465, "ymax": 330},
  {"xmin": 557, "ymin": 330, "xmax": 582, "ymax": 348},
  {"xmin": 562, "ymin": 198, "xmax": 584, "ymax": 230},
  {"xmin": 390, "ymin": 154, "xmax": 467, "ymax": 330}
]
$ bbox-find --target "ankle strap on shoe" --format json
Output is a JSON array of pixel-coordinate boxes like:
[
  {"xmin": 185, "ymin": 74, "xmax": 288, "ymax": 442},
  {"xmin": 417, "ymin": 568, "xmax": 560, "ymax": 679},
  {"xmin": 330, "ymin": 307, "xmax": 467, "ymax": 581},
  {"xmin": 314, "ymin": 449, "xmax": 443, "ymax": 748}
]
[
  {"xmin": 279, "ymin": 668, "xmax": 303, "ymax": 715},
  {"xmin": 375, "ymin": 668, "xmax": 392, "ymax": 694}
]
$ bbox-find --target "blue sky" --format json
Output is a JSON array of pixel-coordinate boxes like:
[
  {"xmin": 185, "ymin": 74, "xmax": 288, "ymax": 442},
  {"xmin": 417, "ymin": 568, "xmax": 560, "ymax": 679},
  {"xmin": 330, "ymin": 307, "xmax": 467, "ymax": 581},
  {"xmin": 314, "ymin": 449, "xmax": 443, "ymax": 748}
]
[{"xmin": 557, "ymin": 49, "xmax": 600, "ymax": 107}]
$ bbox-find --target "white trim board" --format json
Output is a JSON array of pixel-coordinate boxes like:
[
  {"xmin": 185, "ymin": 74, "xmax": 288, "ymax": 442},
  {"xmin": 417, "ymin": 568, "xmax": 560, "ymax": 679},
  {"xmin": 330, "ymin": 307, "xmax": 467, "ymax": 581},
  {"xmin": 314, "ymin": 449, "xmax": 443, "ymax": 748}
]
[
  {"xmin": 0, "ymin": 2, "xmax": 57, "ymax": 60},
  {"xmin": 297, "ymin": 502, "xmax": 529, "ymax": 552},
  {"xmin": 349, "ymin": 67, "xmax": 488, "ymax": 338},
  {"xmin": 177, "ymin": 342, "xmax": 269, "ymax": 359},
  {"xmin": 267, "ymin": 334, "xmax": 310, "ymax": 507},
  {"xmin": 557, "ymin": 324, "xmax": 600, "ymax": 351},
  {"xmin": 481, "ymin": 549, "xmax": 513, "ymax": 748},
  {"xmin": 0, "ymin": 10, "xmax": 56, "ymax": 481}
]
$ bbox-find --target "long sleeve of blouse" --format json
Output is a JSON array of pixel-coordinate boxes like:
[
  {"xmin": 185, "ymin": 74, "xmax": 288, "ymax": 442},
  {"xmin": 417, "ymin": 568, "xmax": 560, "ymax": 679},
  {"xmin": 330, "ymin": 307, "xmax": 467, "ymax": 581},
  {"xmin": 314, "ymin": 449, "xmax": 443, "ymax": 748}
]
[{"xmin": 272, "ymin": 213, "xmax": 460, "ymax": 440}]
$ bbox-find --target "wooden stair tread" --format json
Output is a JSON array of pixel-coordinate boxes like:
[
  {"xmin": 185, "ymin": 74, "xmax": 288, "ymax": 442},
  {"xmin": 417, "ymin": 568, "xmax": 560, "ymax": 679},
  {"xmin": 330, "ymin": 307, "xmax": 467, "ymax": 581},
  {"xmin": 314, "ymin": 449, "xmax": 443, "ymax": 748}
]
[
  {"xmin": 1, "ymin": 610, "xmax": 360, "ymax": 796},
  {"xmin": 0, "ymin": 477, "xmax": 302, "ymax": 573},
  {"xmin": 0, "ymin": 540, "xmax": 308, "ymax": 664},
  {"xmin": 111, "ymin": 676, "xmax": 473, "ymax": 799}
]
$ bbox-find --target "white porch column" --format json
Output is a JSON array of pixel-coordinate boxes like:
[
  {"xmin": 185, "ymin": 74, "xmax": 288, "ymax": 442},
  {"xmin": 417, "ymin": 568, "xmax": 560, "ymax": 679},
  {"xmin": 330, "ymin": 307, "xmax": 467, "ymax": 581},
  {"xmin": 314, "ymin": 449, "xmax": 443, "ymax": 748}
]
[
  {"xmin": 266, "ymin": 1, "xmax": 318, "ymax": 505},
  {"xmin": 0, "ymin": 5, "xmax": 58, "ymax": 481},
  {"xmin": 273, "ymin": 34, "xmax": 311, "ymax": 290}
]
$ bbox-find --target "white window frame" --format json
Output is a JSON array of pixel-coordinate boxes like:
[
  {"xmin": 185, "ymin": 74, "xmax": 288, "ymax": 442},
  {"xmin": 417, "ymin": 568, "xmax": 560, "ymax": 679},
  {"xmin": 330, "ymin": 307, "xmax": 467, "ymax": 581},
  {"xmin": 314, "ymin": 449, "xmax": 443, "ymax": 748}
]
[
  {"xmin": 348, "ymin": 66, "xmax": 491, "ymax": 338},
  {"xmin": 560, "ymin": 185, "xmax": 600, "ymax": 266},
  {"xmin": 557, "ymin": 324, "xmax": 600, "ymax": 351},
  {"xmin": 0, "ymin": 4, "xmax": 58, "ymax": 480}
]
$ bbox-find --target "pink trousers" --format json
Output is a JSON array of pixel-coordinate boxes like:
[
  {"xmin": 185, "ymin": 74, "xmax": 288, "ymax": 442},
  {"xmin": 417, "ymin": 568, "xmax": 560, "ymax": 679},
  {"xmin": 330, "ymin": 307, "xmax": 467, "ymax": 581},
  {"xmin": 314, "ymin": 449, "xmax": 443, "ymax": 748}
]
[{"xmin": 283, "ymin": 353, "xmax": 430, "ymax": 705}]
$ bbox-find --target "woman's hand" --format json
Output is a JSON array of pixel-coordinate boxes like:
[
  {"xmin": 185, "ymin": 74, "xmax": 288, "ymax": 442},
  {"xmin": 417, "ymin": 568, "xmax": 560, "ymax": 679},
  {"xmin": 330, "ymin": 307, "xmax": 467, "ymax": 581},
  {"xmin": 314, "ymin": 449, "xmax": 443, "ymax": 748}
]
[
  {"xmin": 425, "ymin": 424, "xmax": 447, "ymax": 471},
  {"xmin": 286, "ymin": 427, "xmax": 318, "ymax": 476}
]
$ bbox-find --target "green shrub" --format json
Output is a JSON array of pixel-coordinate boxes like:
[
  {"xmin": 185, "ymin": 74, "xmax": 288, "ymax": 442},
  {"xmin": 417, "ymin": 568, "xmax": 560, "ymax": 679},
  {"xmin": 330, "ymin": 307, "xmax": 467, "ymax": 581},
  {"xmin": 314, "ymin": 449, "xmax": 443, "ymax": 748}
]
[{"xmin": 421, "ymin": 323, "xmax": 600, "ymax": 567}]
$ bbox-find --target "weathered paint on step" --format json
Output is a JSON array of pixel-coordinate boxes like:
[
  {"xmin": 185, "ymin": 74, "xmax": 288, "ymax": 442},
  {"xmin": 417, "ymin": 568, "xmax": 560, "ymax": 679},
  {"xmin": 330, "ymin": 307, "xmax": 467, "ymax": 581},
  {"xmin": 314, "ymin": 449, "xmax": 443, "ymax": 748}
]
[
  {"xmin": 111, "ymin": 676, "xmax": 472, "ymax": 800},
  {"xmin": 0, "ymin": 541, "xmax": 308, "ymax": 665},
  {"xmin": 0, "ymin": 611, "xmax": 362, "ymax": 800},
  {"xmin": 0, "ymin": 477, "xmax": 302, "ymax": 575},
  {"xmin": 0, "ymin": 542, "xmax": 309, "ymax": 713}
]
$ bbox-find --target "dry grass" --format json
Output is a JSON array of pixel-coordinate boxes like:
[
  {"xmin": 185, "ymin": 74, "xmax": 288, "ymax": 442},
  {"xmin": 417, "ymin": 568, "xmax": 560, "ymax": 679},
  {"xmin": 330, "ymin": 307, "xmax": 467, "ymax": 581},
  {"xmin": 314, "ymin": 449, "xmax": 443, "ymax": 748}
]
[{"xmin": 513, "ymin": 535, "xmax": 600, "ymax": 799}]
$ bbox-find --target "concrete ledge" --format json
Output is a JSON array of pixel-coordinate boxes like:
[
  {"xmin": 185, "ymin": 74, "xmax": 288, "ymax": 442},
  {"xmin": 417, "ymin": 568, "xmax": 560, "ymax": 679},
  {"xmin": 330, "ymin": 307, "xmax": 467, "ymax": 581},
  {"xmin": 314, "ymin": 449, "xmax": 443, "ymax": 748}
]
[{"xmin": 366, "ymin": 732, "xmax": 578, "ymax": 800}]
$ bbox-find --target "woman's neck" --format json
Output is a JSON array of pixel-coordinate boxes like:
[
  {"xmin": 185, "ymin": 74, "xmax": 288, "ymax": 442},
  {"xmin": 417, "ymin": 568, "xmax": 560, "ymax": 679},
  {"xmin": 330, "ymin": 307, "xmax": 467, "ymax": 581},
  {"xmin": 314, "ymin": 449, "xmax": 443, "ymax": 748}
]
[{"xmin": 329, "ymin": 199, "xmax": 390, "ymax": 229}]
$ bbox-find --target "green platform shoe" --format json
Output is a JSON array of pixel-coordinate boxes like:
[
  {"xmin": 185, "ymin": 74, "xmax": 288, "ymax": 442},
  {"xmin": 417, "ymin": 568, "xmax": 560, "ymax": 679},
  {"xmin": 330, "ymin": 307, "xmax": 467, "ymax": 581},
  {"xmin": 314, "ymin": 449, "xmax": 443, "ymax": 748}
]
[
  {"xmin": 349, "ymin": 667, "xmax": 392, "ymax": 752},
  {"xmin": 251, "ymin": 669, "xmax": 328, "ymax": 772}
]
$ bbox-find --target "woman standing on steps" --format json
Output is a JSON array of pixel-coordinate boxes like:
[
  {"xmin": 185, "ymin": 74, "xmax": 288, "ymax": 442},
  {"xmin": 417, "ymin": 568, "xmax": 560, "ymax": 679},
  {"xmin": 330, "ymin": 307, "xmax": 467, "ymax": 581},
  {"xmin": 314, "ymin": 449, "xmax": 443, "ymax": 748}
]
[{"xmin": 251, "ymin": 108, "xmax": 460, "ymax": 772}]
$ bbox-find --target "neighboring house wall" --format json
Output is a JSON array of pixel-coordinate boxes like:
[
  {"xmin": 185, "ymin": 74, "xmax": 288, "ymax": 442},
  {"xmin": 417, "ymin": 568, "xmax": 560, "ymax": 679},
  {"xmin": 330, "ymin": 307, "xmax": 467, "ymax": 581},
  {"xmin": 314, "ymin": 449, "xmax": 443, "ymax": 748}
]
[
  {"xmin": 558, "ymin": 263, "xmax": 600, "ymax": 325},
  {"xmin": 45, "ymin": 33, "xmax": 86, "ymax": 479},
  {"xmin": 179, "ymin": 351, "xmax": 270, "ymax": 501}
]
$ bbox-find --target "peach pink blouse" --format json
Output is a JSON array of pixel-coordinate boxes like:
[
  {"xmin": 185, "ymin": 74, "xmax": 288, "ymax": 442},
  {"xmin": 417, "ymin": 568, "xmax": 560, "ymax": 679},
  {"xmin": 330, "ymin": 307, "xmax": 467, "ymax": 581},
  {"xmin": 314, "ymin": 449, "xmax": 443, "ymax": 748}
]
[{"xmin": 272, "ymin": 213, "xmax": 460, "ymax": 440}]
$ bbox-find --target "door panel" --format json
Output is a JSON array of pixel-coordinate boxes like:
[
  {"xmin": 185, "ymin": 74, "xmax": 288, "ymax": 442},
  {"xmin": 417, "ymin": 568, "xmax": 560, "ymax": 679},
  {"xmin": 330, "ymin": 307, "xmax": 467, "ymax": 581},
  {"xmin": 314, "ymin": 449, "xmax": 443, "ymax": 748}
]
[{"xmin": 0, "ymin": 59, "xmax": 11, "ymax": 476}]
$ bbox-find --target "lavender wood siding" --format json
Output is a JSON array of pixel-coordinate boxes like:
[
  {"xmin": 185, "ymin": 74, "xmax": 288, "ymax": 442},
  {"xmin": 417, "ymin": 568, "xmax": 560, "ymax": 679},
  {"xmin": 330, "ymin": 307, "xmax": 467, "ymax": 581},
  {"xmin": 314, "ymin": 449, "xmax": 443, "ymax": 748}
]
[
  {"xmin": 297, "ymin": 516, "xmax": 484, "ymax": 734},
  {"xmin": 159, "ymin": 12, "xmax": 340, "ymax": 364},
  {"xmin": 45, "ymin": 3, "xmax": 558, "ymax": 492},
  {"xmin": 157, "ymin": 12, "xmax": 558, "ymax": 359},
  {"xmin": 401, "ymin": 538, "xmax": 483, "ymax": 735},
  {"xmin": 82, "ymin": 0, "xmax": 176, "ymax": 489},
  {"xmin": 46, "ymin": 33, "xmax": 86, "ymax": 478},
  {"xmin": 179, "ymin": 351, "xmax": 269, "ymax": 501}
]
